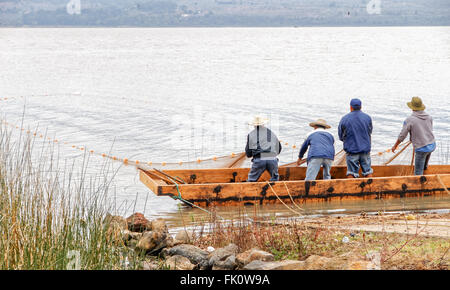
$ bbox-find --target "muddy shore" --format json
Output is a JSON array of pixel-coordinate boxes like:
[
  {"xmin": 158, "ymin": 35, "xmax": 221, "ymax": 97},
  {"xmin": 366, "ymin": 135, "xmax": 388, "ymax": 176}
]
[{"xmin": 111, "ymin": 211, "xmax": 449, "ymax": 270}]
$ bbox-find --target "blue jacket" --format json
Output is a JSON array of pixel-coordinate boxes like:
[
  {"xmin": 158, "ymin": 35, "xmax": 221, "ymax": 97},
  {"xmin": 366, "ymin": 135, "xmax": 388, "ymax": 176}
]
[
  {"xmin": 338, "ymin": 110, "xmax": 373, "ymax": 154},
  {"xmin": 299, "ymin": 129, "xmax": 335, "ymax": 162}
]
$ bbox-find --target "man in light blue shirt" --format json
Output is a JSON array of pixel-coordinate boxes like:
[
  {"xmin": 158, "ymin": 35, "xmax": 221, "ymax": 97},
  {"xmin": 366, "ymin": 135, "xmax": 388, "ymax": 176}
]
[{"xmin": 297, "ymin": 119, "xmax": 335, "ymax": 181}]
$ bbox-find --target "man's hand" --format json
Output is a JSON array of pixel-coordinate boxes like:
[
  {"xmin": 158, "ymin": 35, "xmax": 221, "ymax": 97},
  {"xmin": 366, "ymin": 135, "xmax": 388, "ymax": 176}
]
[
  {"xmin": 391, "ymin": 144, "xmax": 398, "ymax": 153},
  {"xmin": 392, "ymin": 139, "xmax": 401, "ymax": 153},
  {"xmin": 296, "ymin": 158, "xmax": 303, "ymax": 166}
]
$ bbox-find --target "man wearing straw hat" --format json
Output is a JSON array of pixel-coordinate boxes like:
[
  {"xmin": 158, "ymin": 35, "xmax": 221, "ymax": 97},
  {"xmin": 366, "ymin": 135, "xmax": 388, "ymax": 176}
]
[
  {"xmin": 338, "ymin": 98, "xmax": 374, "ymax": 178},
  {"xmin": 297, "ymin": 119, "xmax": 335, "ymax": 181},
  {"xmin": 245, "ymin": 116, "xmax": 282, "ymax": 182},
  {"xmin": 391, "ymin": 97, "xmax": 435, "ymax": 175}
]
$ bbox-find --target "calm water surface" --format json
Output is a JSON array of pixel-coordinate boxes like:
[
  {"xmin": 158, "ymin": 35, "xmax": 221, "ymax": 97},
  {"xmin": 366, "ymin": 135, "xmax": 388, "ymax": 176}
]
[{"xmin": 1, "ymin": 27, "xmax": 449, "ymax": 225}]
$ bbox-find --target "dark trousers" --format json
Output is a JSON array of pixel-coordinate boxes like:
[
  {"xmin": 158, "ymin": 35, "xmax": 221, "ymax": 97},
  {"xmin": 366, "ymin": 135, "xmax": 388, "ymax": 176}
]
[
  {"xmin": 415, "ymin": 151, "xmax": 432, "ymax": 175},
  {"xmin": 247, "ymin": 158, "xmax": 279, "ymax": 182}
]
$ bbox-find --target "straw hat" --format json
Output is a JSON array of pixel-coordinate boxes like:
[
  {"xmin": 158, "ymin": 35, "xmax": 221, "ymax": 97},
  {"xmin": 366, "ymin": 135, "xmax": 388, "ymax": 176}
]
[
  {"xmin": 407, "ymin": 96, "xmax": 426, "ymax": 111},
  {"xmin": 249, "ymin": 116, "xmax": 269, "ymax": 126},
  {"xmin": 309, "ymin": 119, "xmax": 331, "ymax": 129}
]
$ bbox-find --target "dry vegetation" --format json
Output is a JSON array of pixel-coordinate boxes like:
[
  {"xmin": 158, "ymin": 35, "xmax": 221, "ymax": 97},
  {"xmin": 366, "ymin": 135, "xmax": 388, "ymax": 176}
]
[{"xmin": 190, "ymin": 212, "xmax": 449, "ymax": 270}]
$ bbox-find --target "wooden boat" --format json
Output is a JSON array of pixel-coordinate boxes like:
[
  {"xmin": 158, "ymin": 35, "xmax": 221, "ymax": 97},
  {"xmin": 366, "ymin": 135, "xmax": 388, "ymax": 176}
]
[{"xmin": 139, "ymin": 165, "xmax": 450, "ymax": 207}]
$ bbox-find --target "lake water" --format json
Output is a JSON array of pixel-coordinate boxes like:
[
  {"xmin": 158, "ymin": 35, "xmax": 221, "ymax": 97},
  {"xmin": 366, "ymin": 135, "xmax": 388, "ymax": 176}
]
[{"xmin": 1, "ymin": 27, "xmax": 449, "ymax": 224}]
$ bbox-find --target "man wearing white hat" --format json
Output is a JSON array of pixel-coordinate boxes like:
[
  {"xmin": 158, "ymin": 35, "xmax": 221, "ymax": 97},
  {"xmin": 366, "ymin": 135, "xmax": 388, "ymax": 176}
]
[
  {"xmin": 245, "ymin": 116, "xmax": 282, "ymax": 182},
  {"xmin": 297, "ymin": 119, "xmax": 335, "ymax": 181}
]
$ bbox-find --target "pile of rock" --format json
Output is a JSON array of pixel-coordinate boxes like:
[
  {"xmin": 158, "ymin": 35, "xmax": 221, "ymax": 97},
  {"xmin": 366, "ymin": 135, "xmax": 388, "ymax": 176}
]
[{"xmin": 105, "ymin": 212, "xmax": 378, "ymax": 270}]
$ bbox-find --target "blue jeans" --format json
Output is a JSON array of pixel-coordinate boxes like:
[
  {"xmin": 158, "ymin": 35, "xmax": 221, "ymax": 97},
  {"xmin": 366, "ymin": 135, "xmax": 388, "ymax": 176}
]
[
  {"xmin": 414, "ymin": 151, "xmax": 432, "ymax": 176},
  {"xmin": 247, "ymin": 158, "xmax": 279, "ymax": 182},
  {"xmin": 346, "ymin": 153, "xmax": 373, "ymax": 178},
  {"xmin": 305, "ymin": 158, "xmax": 333, "ymax": 181}
]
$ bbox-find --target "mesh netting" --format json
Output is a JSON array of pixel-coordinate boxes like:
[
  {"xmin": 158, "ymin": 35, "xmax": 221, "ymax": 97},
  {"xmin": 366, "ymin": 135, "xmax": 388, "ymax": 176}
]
[
  {"xmin": 137, "ymin": 152, "xmax": 250, "ymax": 171},
  {"xmin": 137, "ymin": 142, "xmax": 413, "ymax": 171}
]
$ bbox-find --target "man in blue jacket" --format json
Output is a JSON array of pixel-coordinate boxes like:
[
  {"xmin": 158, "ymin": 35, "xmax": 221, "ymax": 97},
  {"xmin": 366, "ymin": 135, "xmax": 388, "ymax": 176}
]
[
  {"xmin": 297, "ymin": 119, "xmax": 335, "ymax": 181},
  {"xmin": 338, "ymin": 99, "xmax": 373, "ymax": 178}
]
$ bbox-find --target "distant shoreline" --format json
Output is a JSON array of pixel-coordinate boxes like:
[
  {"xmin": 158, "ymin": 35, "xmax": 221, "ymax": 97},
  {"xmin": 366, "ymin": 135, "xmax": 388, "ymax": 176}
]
[{"xmin": 1, "ymin": 24, "xmax": 450, "ymax": 29}]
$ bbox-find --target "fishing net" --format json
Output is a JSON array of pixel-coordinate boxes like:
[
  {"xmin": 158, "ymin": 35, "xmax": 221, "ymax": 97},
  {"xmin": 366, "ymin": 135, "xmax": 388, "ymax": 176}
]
[
  {"xmin": 370, "ymin": 141, "xmax": 414, "ymax": 165},
  {"xmin": 137, "ymin": 141, "xmax": 413, "ymax": 171},
  {"xmin": 137, "ymin": 152, "xmax": 250, "ymax": 171}
]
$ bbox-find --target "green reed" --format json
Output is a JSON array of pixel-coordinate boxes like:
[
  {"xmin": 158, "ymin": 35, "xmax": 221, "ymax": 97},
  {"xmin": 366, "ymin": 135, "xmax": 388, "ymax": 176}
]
[{"xmin": 0, "ymin": 123, "xmax": 141, "ymax": 270}]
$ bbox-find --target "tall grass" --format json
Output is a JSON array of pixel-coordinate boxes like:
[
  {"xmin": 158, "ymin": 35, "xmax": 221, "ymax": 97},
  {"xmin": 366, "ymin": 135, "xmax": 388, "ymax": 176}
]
[{"xmin": 0, "ymin": 123, "xmax": 140, "ymax": 270}]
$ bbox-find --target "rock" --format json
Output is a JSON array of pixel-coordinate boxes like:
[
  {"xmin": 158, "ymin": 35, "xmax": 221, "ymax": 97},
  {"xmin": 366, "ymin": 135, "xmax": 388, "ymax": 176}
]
[
  {"xmin": 122, "ymin": 230, "xmax": 143, "ymax": 247},
  {"xmin": 303, "ymin": 255, "xmax": 332, "ymax": 269},
  {"xmin": 126, "ymin": 213, "xmax": 151, "ymax": 232},
  {"xmin": 122, "ymin": 230, "xmax": 143, "ymax": 242},
  {"xmin": 136, "ymin": 231, "xmax": 168, "ymax": 255},
  {"xmin": 164, "ymin": 255, "xmax": 196, "ymax": 270},
  {"xmin": 207, "ymin": 246, "xmax": 215, "ymax": 253},
  {"xmin": 142, "ymin": 260, "xmax": 159, "ymax": 270},
  {"xmin": 104, "ymin": 215, "xmax": 128, "ymax": 243},
  {"xmin": 104, "ymin": 214, "xmax": 128, "ymax": 231},
  {"xmin": 165, "ymin": 244, "xmax": 209, "ymax": 268},
  {"xmin": 151, "ymin": 218, "xmax": 168, "ymax": 233},
  {"xmin": 128, "ymin": 239, "xmax": 138, "ymax": 249},
  {"xmin": 336, "ymin": 252, "xmax": 379, "ymax": 270},
  {"xmin": 346, "ymin": 260, "xmax": 375, "ymax": 270},
  {"xmin": 212, "ymin": 255, "xmax": 237, "ymax": 270},
  {"xmin": 160, "ymin": 247, "xmax": 170, "ymax": 258},
  {"xmin": 236, "ymin": 248, "xmax": 274, "ymax": 267},
  {"xmin": 165, "ymin": 235, "xmax": 175, "ymax": 248},
  {"xmin": 302, "ymin": 254, "xmax": 378, "ymax": 270},
  {"xmin": 174, "ymin": 229, "xmax": 195, "ymax": 244},
  {"xmin": 208, "ymin": 243, "xmax": 239, "ymax": 269},
  {"xmin": 243, "ymin": 260, "xmax": 305, "ymax": 270}
]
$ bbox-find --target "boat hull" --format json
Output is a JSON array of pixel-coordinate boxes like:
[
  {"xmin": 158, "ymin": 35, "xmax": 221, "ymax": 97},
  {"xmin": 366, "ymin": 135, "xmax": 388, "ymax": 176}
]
[{"xmin": 139, "ymin": 165, "xmax": 450, "ymax": 207}]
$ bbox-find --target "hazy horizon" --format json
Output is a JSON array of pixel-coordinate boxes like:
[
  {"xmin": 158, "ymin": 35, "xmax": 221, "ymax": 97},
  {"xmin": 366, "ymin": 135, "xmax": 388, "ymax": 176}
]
[{"xmin": 1, "ymin": 0, "xmax": 449, "ymax": 27}]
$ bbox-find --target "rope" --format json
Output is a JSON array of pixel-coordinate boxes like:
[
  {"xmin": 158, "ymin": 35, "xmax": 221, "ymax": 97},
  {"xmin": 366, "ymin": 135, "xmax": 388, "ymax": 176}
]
[
  {"xmin": 154, "ymin": 168, "xmax": 225, "ymax": 220},
  {"xmin": 283, "ymin": 181, "xmax": 304, "ymax": 212},
  {"xmin": 436, "ymin": 175, "xmax": 450, "ymax": 195},
  {"xmin": 383, "ymin": 141, "xmax": 412, "ymax": 165},
  {"xmin": 267, "ymin": 182, "xmax": 302, "ymax": 216}
]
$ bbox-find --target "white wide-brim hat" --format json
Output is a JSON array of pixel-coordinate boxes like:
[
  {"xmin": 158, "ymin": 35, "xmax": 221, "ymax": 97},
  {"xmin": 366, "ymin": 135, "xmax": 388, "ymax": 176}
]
[{"xmin": 249, "ymin": 116, "xmax": 269, "ymax": 126}]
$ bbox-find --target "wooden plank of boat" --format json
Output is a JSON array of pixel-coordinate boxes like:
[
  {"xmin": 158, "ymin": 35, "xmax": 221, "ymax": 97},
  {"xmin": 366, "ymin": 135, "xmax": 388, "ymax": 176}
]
[
  {"xmin": 139, "ymin": 165, "xmax": 450, "ymax": 207},
  {"xmin": 143, "ymin": 165, "xmax": 450, "ymax": 185}
]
